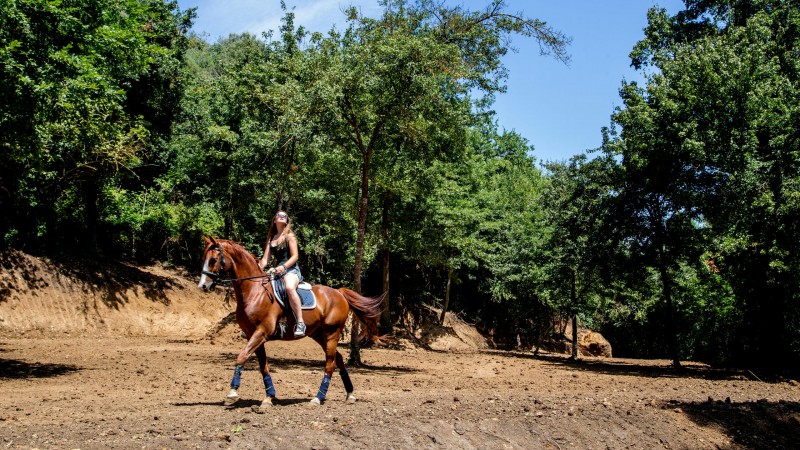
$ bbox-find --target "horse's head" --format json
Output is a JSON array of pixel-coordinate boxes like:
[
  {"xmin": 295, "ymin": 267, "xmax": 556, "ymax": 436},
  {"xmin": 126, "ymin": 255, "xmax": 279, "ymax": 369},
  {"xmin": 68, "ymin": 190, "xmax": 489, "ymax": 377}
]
[{"xmin": 198, "ymin": 236, "xmax": 230, "ymax": 291}]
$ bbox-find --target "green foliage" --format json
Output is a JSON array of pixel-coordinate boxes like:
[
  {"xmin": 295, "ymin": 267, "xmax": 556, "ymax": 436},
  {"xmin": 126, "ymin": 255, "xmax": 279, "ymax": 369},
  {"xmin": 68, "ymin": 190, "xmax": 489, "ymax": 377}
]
[
  {"xmin": 0, "ymin": 0, "xmax": 194, "ymax": 256},
  {"xmin": 7, "ymin": 0, "xmax": 799, "ymax": 371},
  {"xmin": 540, "ymin": 154, "xmax": 617, "ymax": 334},
  {"xmin": 604, "ymin": 0, "xmax": 800, "ymax": 368}
]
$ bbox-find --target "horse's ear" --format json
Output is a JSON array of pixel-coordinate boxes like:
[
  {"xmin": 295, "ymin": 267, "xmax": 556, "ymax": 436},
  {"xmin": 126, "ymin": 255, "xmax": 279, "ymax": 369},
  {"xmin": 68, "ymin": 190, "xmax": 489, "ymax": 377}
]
[{"xmin": 203, "ymin": 235, "xmax": 219, "ymax": 248}]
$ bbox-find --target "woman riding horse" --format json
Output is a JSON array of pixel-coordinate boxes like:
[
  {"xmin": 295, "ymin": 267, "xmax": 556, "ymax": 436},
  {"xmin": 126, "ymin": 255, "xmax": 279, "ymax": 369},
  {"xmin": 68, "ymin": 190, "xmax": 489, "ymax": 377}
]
[
  {"xmin": 198, "ymin": 236, "xmax": 383, "ymax": 407},
  {"xmin": 257, "ymin": 210, "xmax": 305, "ymax": 337}
]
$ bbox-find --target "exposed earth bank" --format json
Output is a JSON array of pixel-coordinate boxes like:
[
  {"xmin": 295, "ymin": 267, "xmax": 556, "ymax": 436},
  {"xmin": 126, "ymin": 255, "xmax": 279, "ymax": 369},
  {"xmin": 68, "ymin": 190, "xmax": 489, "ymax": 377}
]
[{"xmin": 1, "ymin": 252, "xmax": 799, "ymax": 449}]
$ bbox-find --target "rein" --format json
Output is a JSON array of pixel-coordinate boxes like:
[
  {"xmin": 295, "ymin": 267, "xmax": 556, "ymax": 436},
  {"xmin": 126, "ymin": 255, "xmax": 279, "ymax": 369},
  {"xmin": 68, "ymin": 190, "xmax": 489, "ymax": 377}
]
[
  {"xmin": 218, "ymin": 274, "xmax": 270, "ymax": 284},
  {"xmin": 203, "ymin": 245, "xmax": 279, "ymax": 285},
  {"xmin": 203, "ymin": 243, "xmax": 280, "ymax": 306}
]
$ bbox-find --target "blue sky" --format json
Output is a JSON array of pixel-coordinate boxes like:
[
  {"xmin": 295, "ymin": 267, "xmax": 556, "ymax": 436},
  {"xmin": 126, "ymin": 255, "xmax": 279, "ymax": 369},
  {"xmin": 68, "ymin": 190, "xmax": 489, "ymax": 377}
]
[{"xmin": 175, "ymin": 0, "xmax": 685, "ymax": 163}]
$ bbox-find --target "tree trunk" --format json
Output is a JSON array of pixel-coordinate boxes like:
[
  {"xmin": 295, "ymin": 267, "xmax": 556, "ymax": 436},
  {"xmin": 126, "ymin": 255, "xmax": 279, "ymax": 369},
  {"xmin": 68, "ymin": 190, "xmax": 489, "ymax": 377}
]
[
  {"xmin": 352, "ymin": 149, "xmax": 375, "ymax": 287},
  {"xmin": 534, "ymin": 314, "xmax": 544, "ymax": 357},
  {"xmin": 570, "ymin": 268, "xmax": 578, "ymax": 361},
  {"xmin": 380, "ymin": 192, "xmax": 391, "ymax": 328},
  {"xmin": 658, "ymin": 258, "xmax": 681, "ymax": 369},
  {"xmin": 349, "ymin": 149, "xmax": 373, "ymax": 366},
  {"xmin": 439, "ymin": 266, "xmax": 453, "ymax": 325}
]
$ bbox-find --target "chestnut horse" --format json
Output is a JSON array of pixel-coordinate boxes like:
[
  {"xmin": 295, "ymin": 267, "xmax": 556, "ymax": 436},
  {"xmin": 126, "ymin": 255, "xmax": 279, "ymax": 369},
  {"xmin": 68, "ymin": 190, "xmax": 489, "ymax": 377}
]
[{"xmin": 197, "ymin": 237, "xmax": 383, "ymax": 407}]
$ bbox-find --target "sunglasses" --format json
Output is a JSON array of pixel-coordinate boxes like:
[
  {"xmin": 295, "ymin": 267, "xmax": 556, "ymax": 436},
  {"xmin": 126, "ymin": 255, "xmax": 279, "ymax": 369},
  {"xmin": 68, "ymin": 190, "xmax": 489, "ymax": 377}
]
[{"xmin": 275, "ymin": 213, "xmax": 288, "ymax": 219}]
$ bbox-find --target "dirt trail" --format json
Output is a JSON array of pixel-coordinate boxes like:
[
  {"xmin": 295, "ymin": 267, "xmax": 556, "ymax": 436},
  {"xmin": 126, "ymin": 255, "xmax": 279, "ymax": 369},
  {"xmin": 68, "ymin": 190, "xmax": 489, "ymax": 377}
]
[{"xmin": 1, "ymin": 254, "xmax": 799, "ymax": 449}]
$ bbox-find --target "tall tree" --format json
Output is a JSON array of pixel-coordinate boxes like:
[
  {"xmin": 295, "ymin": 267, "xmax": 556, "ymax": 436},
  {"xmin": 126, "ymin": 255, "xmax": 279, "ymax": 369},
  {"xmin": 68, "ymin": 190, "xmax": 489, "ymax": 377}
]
[
  {"xmin": 0, "ymin": 0, "xmax": 194, "ymax": 254},
  {"xmin": 162, "ymin": 8, "xmax": 316, "ymax": 259},
  {"xmin": 542, "ymin": 154, "xmax": 616, "ymax": 360},
  {"xmin": 304, "ymin": 0, "xmax": 569, "ymax": 364},
  {"xmin": 422, "ymin": 128, "xmax": 549, "ymax": 343},
  {"xmin": 613, "ymin": 0, "xmax": 800, "ymax": 368},
  {"xmin": 603, "ymin": 80, "xmax": 710, "ymax": 368}
]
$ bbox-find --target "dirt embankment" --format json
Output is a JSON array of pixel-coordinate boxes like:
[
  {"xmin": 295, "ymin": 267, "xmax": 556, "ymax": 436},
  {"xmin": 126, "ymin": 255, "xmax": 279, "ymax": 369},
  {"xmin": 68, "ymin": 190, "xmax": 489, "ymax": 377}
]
[
  {"xmin": 2, "ymin": 251, "xmax": 800, "ymax": 449},
  {"xmin": 0, "ymin": 250, "xmax": 489, "ymax": 352},
  {"xmin": 0, "ymin": 250, "xmax": 228, "ymax": 336}
]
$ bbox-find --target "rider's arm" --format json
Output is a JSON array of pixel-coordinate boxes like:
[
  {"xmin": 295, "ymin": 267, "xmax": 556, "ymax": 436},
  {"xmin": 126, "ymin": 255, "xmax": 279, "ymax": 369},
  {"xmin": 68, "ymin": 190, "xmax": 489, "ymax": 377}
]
[
  {"xmin": 279, "ymin": 234, "xmax": 299, "ymax": 270},
  {"xmin": 259, "ymin": 240, "xmax": 271, "ymax": 270}
]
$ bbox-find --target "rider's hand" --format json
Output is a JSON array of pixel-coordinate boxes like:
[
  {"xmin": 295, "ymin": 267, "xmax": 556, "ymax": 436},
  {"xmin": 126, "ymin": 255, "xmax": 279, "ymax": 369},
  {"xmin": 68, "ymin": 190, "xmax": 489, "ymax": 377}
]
[{"xmin": 274, "ymin": 265, "xmax": 285, "ymax": 275}]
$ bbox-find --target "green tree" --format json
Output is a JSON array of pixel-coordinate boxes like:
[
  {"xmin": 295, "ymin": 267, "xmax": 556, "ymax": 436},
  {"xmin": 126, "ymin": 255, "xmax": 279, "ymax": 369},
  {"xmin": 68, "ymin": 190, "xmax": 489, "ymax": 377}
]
[
  {"xmin": 304, "ymin": 0, "xmax": 569, "ymax": 364},
  {"xmin": 612, "ymin": 0, "xmax": 800, "ymax": 368},
  {"xmin": 476, "ymin": 130, "xmax": 549, "ymax": 343},
  {"xmin": 0, "ymin": 0, "xmax": 194, "ymax": 255},
  {"xmin": 541, "ymin": 154, "xmax": 616, "ymax": 359},
  {"xmin": 414, "ymin": 128, "xmax": 549, "ymax": 346},
  {"xmin": 604, "ymin": 84, "xmax": 710, "ymax": 368},
  {"xmin": 163, "ymin": 34, "xmax": 276, "ymax": 251},
  {"xmin": 162, "ymin": 7, "xmax": 317, "ymax": 261}
]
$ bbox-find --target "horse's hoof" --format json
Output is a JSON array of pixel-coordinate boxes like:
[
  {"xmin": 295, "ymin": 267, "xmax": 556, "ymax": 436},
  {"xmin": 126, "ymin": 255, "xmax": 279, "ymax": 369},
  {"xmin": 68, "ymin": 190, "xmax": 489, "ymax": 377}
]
[
  {"xmin": 259, "ymin": 397, "xmax": 274, "ymax": 409},
  {"xmin": 224, "ymin": 390, "xmax": 240, "ymax": 406},
  {"xmin": 309, "ymin": 397, "xmax": 321, "ymax": 406},
  {"xmin": 346, "ymin": 393, "xmax": 357, "ymax": 404}
]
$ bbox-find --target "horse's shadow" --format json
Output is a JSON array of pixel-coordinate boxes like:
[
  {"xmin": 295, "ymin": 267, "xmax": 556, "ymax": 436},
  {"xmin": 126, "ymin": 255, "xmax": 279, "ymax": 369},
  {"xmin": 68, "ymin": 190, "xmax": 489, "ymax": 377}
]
[
  {"xmin": 205, "ymin": 353, "xmax": 325, "ymax": 371},
  {"xmin": 174, "ymin": 397, "xmax": 320, "ymax": 408}
]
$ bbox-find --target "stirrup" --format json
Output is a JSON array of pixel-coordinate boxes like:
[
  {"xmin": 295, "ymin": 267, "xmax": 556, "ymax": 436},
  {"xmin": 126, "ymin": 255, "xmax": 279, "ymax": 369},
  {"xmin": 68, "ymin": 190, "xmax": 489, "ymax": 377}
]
[{"xmin": 294, "ymin": 322, "xmax": 306, "ymax": 337}]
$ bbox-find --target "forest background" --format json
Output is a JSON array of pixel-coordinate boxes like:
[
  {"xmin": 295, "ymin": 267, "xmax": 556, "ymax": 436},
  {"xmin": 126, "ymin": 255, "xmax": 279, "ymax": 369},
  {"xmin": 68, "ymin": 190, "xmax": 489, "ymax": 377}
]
[{"xmin": 1, "ymin": 0, "xmax": 799, "ymax": 372}]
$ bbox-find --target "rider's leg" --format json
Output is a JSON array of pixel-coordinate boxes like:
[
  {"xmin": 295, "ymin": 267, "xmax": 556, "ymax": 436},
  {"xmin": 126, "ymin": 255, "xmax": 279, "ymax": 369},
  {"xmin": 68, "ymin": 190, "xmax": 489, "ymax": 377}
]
[{"xmin": 284, "ymin": 272, "xmax": 305, "ymax": 336}]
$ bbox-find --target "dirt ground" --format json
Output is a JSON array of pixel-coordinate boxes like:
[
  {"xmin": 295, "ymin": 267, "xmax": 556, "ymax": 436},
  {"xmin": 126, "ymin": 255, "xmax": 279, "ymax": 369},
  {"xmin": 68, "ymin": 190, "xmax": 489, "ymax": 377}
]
[{"xmin": 1, "ymin": 253, "xmax": 800, "ymax": 449}]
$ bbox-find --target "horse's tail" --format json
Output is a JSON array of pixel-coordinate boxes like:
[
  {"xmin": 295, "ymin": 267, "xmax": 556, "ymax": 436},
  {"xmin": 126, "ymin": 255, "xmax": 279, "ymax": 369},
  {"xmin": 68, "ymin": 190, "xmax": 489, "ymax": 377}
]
[{"xmin": 338, "ymin": 288, "xmax": 385, "ymax": 344}]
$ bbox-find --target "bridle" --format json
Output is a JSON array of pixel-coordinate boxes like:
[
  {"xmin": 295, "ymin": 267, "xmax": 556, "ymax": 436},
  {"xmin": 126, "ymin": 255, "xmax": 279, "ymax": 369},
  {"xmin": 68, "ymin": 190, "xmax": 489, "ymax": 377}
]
[
  {"xmin": 202, "ymin": 246, "xmax": 227, "ymax": 289},
  {"xmin": 202, "ymin": 244, "xmax": 272, "ymax": 287}
]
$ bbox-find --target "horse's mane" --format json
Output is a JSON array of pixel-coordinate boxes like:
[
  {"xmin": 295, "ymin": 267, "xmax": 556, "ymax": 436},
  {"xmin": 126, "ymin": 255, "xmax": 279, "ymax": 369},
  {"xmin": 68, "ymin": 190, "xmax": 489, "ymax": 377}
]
[{"xmin": 217, "ymin": 239, "xmax": 258, "ymax": 266}]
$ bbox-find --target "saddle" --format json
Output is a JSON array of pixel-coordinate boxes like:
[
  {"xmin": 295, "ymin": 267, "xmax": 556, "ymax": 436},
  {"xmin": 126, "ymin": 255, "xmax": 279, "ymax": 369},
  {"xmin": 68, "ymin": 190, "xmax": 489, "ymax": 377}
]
[{"xmin": 268, "ymin": 277, "xmax": 317, "ymax": 310}]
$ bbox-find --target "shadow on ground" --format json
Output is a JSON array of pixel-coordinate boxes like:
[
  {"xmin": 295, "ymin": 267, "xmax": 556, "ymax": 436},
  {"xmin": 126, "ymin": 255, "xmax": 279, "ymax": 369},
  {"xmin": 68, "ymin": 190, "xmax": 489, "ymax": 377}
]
[
  {"xmin": 0, "ymin": 358, "xmax": 80, "ymax": 379},
  {"xmin": 678, "ymin": 399, "xmax": 800, "ymax": 449},
  {"xmin": 494, "ymin": 350, "xmax": 771, "ymax": 382}
]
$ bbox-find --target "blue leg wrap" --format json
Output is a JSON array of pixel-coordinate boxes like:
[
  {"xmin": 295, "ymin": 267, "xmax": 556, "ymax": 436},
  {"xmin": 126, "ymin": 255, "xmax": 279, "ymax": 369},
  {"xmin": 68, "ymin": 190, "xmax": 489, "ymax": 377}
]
[
  {"xmin": 315, "ymin": 374, "xmax": 332, "ymax": 402},
  {"xmin": 231, "ymin": 364, "xmax": 243, "ymax": 389},
  {"xmin": 263, "ymin": 374, "xmax": 276, "ymax": 397},
  {"xmin": 340, "ymin": 367, "xmax": 354, "ymax": 393}
]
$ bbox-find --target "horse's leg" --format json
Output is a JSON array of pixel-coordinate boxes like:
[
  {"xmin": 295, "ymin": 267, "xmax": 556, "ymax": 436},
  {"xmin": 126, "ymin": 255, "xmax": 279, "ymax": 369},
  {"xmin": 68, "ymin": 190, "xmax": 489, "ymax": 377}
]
[
  {"xmin": 224, "ymin": 328, "xmax": 267, "ymax": 405},
  {"xmin": 310, "ymin": 329, "xmax": 344, "ymax": 406},
  {"xmin": 335, "ymin": 350, "xmax": 357, "ymax": 404},
  {"xmin": 224, "ymin": 363, "xmax": 244, "ymax": 405},
  {"xmin": 255, "ymin": 345, "xmax": 276, "ymax": 408}
]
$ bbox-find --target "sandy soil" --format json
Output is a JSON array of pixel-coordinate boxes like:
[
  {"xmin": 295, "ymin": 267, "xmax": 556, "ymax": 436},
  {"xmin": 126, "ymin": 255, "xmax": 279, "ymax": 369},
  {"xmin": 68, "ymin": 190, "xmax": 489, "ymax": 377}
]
[{"xmin": 1, "ymin": 252, "xmax": 799, "ymax": 449}]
